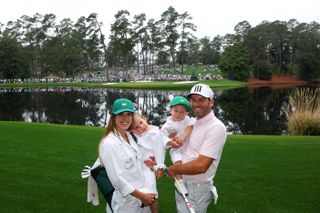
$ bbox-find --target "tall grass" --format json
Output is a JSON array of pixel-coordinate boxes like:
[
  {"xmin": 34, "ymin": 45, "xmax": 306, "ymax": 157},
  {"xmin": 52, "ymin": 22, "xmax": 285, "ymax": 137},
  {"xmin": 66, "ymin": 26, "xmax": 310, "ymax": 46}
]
[{"xmin": 284, "ymin": 88, "xmax": 320, "ymax": 135}]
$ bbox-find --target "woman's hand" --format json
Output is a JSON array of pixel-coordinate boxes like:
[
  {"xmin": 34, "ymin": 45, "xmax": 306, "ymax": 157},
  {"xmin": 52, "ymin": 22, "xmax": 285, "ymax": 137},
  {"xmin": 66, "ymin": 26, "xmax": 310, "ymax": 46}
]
[
  {"xmin": 140, "ymin": 192, "xmax": 157, "ymax": 206},
  {"xmin": 132, "ymin": 189, "xmax": 156, "ymax": 206}
]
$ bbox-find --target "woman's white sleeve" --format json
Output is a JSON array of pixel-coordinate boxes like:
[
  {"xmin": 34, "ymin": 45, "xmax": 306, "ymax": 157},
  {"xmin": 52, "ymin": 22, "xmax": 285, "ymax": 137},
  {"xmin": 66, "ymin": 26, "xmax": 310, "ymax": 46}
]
[{"xmin": 100, "ymin": 142, "xmax": 134, "ymax": 196}]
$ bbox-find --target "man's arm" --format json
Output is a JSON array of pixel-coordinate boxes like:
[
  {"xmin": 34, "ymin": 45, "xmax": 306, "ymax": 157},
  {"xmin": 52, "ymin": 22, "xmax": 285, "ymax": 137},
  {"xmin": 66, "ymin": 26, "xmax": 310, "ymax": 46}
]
[{"xmin": 167, "ymin": 154, "xmax": 213, "ymax": 177}]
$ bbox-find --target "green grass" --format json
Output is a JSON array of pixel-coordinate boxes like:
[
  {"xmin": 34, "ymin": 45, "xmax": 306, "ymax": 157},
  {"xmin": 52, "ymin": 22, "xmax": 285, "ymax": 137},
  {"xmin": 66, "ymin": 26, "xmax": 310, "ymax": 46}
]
[
  {"xmin": 0, "ymin": 80, "xmax": 246, "ymax": 90},
  {"xmin": 1, "ymin": 121, "xmax": 319, "ymax": 212}
]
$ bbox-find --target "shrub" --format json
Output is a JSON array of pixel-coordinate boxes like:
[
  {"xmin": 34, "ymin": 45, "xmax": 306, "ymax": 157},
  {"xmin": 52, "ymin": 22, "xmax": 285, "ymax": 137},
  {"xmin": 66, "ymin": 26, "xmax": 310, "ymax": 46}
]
[
  {"xmin": 284, "ymin": 88, "xmax": 320, "ymax": 135},
  {"xmin": 287, "ymin": 111, "xmax": 320, "ymax": 135}
]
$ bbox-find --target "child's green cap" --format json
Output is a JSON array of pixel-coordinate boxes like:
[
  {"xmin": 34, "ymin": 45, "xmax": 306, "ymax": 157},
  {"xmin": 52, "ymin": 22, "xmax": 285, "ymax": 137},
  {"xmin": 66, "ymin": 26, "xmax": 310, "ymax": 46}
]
[{"xmin": 169, "ymin": 96, "xmax": 191, "ymax": 112}]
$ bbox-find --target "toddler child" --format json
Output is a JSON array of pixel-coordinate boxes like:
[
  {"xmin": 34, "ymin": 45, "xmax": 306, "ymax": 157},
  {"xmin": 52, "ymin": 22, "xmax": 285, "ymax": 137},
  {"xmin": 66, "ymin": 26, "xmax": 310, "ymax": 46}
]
[
  {"xmin": 130, "ymin": 113, "xmax": 181, "ymax": 213},
  {"xmin": 161, "ymin": 96, "xmax": 195, "ymax": 196}
]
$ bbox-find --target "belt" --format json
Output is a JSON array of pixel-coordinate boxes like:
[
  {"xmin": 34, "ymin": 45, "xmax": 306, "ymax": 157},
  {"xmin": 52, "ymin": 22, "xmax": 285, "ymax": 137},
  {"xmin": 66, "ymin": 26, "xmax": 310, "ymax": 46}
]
[{"xmin": 184, "ymin": 179, "xmax": 213, "ymax": 186}]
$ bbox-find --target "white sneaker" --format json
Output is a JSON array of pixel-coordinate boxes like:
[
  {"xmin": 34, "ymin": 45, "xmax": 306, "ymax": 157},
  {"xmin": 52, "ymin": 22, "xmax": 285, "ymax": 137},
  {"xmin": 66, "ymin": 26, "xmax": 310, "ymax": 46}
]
[{"xmin": 174, "ymin": 179, "xmax": 189, "ymax": 196}]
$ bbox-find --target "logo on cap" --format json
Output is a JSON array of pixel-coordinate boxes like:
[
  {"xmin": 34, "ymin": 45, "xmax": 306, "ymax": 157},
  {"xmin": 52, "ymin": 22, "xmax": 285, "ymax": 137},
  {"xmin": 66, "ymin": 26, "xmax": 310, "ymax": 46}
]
[
  {"xmin": 193, "ymin": 85, "xmax": 203, "ymax": 92},
  {"xmin": 188, "ymin": 83, "xmax": 214, "ymax": 99},
  {"xmin": 112, "ymin": 98, "xmax": 135, "ymax": 115}
]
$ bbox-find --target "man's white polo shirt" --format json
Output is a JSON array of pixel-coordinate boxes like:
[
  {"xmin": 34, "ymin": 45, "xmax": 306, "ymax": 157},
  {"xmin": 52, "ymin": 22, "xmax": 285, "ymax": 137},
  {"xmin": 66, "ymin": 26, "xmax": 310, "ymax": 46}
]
[{"xmin": 181, "ymin": 111, "xmax": 226, "ymax": 182}]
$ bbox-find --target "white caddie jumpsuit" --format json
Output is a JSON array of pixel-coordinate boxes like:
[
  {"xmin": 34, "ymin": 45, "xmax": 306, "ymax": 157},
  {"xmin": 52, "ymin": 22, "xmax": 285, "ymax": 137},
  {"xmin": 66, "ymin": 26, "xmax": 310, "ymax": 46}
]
[{"xmin": 99, "ymin": 131, "xmax": 146, "ymax": 213}]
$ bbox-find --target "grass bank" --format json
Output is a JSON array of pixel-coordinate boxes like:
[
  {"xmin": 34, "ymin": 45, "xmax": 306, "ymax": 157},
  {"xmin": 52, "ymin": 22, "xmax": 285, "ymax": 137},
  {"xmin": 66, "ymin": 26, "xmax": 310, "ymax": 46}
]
[
  {"xmin": 0, "ymin": 80, "xmax": 246, "ymax": 90},
  {"xmin": 0, "ymin": 121, "xmax": 319, "ymax": 212}
]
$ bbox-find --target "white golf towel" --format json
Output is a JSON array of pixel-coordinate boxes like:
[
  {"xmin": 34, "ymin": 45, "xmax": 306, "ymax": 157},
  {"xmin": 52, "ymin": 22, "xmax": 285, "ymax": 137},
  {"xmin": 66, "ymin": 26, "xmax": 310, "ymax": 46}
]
[
  {"xmin": 87, "ymin": 159, "xmax": 100, "ymax": 206},
  {"xmin": 211, "ymin": 185, "xmax": 218, "ymax": 205}
]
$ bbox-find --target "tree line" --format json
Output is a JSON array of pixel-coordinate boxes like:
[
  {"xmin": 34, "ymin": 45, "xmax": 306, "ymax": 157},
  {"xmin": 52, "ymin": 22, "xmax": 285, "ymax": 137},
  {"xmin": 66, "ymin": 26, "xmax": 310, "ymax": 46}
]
[{"xmin": 0, "ymin": 6, "xmax": 319, "ymax": 81}]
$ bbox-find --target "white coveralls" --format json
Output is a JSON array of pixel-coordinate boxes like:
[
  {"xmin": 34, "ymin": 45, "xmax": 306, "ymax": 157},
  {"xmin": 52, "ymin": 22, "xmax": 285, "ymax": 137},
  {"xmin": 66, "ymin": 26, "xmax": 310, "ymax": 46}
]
[
  {"xmin": 99, "ymin": 131, "xmax": 147, "ymax": 213},
  {"xmin": 135, "ymin": 125, "xmax": 170, "ymax": 195},
  {"xmin": 161, "ymin": 115, "xmax": 195, "ymax": 163}
]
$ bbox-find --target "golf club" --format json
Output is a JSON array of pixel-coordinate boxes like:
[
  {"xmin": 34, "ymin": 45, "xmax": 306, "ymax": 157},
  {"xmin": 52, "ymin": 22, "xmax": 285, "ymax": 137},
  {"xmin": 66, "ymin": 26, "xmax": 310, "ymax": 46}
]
[
  {"xmin": 174, "ymin": 177, "xmax": 196, "ymax": 213},
  {"xmin": 80, "ymin": 165, "xmax": 92, "ymax": 179}
]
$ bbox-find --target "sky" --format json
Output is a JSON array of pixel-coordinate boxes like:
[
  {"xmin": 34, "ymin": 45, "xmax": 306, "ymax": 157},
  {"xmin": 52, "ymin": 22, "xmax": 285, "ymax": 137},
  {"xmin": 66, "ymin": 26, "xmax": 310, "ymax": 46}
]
[{"xmin": 0, "ymin": 0, "xmax": 319, "ymax": 41}]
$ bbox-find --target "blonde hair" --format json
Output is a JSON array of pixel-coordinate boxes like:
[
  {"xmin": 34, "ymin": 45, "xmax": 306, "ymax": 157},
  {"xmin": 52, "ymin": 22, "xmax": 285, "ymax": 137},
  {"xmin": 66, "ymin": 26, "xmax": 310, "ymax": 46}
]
[
  {"xmin": 102, "ymin": 114, "xmax": 117, "ymax": 138},
  {"xmin": 98, "ymin": 113, "xmax": 134, "ymax": 154},
  {"xmin": 129, "ymin": 113, "xmax": 148, "ymax": 131}
]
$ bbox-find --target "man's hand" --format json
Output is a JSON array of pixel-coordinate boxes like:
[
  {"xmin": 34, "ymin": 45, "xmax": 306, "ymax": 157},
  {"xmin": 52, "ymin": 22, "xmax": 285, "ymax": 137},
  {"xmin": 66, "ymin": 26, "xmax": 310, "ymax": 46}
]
[
  {"xmin": 167, "ymin": 165, "xmax": 177, "ymax": 178},
  {"xmin": 155, "ymin": 168, "xmax": 164, "ymax": 179}
]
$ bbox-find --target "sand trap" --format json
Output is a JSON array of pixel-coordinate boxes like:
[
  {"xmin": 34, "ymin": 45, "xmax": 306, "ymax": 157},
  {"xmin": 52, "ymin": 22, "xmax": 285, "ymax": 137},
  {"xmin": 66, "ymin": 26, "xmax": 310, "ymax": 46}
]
[
  {"xmin": 101, "ymin": 83, "xmax": 118, "ymax": 85},
  {"xmin": 173, "ymin": 81, "xmax": 198, "ymax": 84},
  {"xmin": 134, "ymin": 80, "xmax": 154, "ymax": 83}
]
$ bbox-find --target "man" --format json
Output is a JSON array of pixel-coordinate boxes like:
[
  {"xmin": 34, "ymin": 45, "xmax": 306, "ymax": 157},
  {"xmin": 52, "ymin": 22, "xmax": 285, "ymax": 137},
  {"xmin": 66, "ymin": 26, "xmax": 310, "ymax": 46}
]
[{"xmin": 168, "ymin": 83, "xmax": 227, "ymax": 213}]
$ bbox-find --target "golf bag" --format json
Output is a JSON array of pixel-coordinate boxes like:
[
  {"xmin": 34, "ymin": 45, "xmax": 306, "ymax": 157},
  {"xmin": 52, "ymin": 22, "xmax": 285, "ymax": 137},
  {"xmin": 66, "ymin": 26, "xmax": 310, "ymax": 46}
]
[{"xmin": 90, "ymin": 165, "xmax": 114, "ymax": 210}]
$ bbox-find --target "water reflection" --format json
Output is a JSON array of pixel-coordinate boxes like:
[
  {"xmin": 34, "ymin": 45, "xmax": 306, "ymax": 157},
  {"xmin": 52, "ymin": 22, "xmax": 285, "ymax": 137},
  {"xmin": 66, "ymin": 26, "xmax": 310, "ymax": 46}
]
[
  {"xmin": 0, "ymin": 87, "xmax": 300, "ymax": 134},
  {"xmin": 218, "ymin": 87, "xmax": 289, "ymax": 135}
]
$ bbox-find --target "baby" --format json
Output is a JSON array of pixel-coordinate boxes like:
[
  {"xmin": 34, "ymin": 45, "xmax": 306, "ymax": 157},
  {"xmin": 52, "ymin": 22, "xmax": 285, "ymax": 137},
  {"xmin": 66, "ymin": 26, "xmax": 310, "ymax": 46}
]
[{"xmin": 161, "ymin": 96, "xmax": 195, "ymax": 196}]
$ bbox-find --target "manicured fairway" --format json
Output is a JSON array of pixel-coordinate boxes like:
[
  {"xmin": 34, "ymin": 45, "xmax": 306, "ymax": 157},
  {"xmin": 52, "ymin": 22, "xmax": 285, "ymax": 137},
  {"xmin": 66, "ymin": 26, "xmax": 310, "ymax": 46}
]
[
  {"xmin": 0, "ymin": 79, "xmax": 246, "ymax": 90},
  {"xmin": 0, "ymin": 121, "xmax": 319, "ymax": 212}
]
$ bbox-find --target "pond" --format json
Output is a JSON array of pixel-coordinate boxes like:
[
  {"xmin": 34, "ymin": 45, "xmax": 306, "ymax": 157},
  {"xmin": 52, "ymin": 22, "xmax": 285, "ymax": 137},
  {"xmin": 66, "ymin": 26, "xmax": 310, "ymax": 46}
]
[{"xmin": 0, "ymin": 86, "xmax": 302, "ymax": 135}]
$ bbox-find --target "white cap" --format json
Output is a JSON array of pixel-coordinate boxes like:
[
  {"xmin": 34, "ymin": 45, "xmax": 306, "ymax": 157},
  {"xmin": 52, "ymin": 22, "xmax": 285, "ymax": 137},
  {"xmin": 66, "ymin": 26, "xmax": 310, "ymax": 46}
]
[{"xmin": 187, "ymin": 83, "xmax": 214, "ymax": 99}]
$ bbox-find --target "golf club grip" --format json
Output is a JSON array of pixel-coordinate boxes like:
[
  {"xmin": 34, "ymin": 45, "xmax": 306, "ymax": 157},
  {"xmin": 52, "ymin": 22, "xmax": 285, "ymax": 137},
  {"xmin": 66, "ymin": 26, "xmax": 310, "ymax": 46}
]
[{"xmin": 174, "ymin": 178, "xmax": 196, "ymax": 213}]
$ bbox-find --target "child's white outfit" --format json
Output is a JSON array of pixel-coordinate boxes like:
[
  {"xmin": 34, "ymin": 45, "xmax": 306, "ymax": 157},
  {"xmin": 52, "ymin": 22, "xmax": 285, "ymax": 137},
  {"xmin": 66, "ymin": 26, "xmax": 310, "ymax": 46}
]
[
  {"xmin": 161, "ymin": 115, "xmax": 195, "ymax": 196},
  {"xmin": 161, "ymin": 115, "xmax": 195, "ymax": 163},
  {"xmin": 135, "ymin": 125, "xmax": 170, "ymax": 196}
]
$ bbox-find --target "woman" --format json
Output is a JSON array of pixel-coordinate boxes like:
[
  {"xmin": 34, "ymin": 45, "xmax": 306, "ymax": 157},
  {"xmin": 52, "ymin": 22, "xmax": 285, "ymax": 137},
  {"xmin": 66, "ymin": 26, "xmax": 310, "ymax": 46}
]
[{"xmin": 99, "ymin": 98, "xmax": 156, "ymax": 212}]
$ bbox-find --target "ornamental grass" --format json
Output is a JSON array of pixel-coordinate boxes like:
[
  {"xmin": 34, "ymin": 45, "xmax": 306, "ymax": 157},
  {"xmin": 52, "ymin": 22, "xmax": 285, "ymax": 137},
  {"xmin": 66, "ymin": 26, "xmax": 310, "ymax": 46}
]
[{"xmin": 284, "ymin": 88, "xmax": 320, "ymax": 135}]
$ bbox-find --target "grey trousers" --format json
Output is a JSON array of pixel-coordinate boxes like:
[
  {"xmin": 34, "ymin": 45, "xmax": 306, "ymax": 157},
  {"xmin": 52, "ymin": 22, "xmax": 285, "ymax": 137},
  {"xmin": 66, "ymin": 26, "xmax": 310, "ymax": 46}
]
[{"xmin": 175, "ymin": 180, "xmax": 213, "ymax": 213}]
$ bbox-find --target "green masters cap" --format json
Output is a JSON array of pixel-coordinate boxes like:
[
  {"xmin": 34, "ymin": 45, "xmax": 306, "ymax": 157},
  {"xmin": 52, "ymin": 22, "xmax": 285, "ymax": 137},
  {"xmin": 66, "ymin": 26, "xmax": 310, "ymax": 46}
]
[
  {"xmin": 112, "ymin": 98, "xmax": 135, "ymax": 115},
  {"xmin": 170, "ymin": 96, "xmax": 191, "ymax": 112}
]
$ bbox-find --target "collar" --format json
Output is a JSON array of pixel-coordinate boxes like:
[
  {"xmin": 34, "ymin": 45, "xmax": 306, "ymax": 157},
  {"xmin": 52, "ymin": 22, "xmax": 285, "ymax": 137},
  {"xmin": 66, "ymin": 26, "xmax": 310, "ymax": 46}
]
[
  {"xmin": 167, "ymin": 116, "xmax": 174, "ymax": 123},
  {"xmin": 139, "ymin": 125, "xmax": 158, "ymax": 137},
  {"xmin": 196, "ymin": 111, "xmax": 214, "ymax": 125}
]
